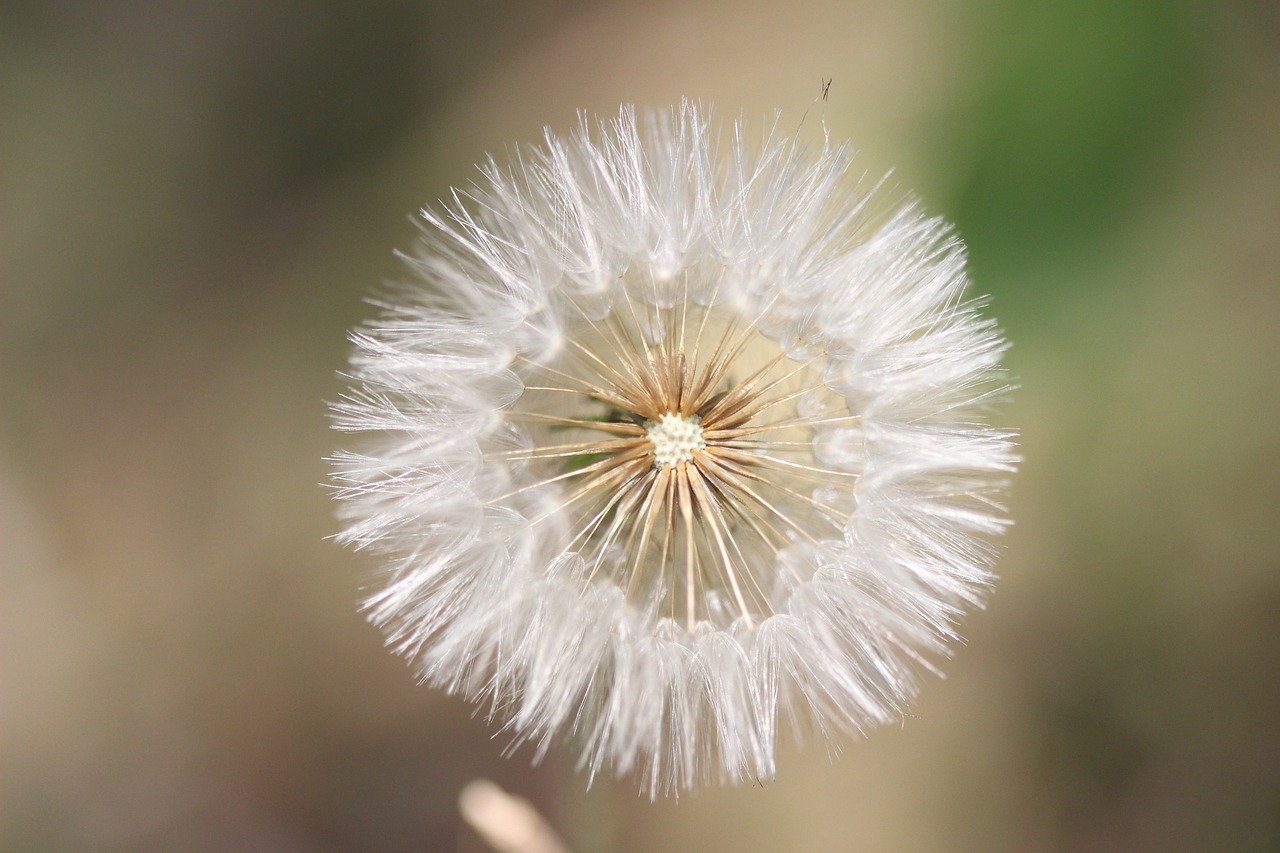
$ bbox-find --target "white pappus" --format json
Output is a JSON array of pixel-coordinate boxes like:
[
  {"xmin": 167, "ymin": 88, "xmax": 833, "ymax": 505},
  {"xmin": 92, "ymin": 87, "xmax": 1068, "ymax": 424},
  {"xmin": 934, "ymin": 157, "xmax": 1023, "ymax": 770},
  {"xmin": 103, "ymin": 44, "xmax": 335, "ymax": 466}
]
[{"xmin": 330, "ymin": 102, "xmax": 1018, "ymax": 797}]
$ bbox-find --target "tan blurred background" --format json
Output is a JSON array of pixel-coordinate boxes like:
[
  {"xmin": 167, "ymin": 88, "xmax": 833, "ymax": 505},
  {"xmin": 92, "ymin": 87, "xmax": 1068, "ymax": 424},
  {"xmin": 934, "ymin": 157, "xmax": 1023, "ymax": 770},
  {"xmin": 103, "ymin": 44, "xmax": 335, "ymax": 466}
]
[{"xmin": 3, "ymin": 1, "xmax": 1278, "ymax": 850}]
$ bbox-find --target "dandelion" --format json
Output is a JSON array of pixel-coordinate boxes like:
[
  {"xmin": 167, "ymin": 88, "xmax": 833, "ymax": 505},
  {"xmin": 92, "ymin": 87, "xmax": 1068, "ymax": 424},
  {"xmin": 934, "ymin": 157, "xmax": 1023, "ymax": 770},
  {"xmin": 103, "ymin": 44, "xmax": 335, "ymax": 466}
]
[{"xmin": 330, "ymin": 103, "xmax": 1017, "ymax": 796}]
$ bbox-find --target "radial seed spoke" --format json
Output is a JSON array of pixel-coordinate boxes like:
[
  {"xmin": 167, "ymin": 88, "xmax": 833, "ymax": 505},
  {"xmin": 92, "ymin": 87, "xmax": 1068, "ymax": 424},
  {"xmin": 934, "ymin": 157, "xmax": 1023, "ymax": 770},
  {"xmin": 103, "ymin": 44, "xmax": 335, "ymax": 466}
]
[
  {"xmin": 716, "ymin": 438, "xmax": 819, "ymax": 451},
  {"xmin": 660, "ymin": 463, "xmax": 677, "ymax": 621},
  {"xmin": 713, "ymin": 445, "xmax": 860, "ymax": 481},
  {"xmin": 691, "ymin": 465, "xmax": 776, "ymax": 616},
  {"xmin": 489, "ymin": 437, "xmax": 636, "ymax": 461},
  {"xmin": 676, "ymin": 463, "xmax": 698, "ymax": 631},
  {"xmin": 561, "ymin": 469, "xmax": 645, "ymax": 564},
  {"xmin": 509, "ymin": 411, "xmax": 646, "ymax": 435},
  {"xmin": 708, "ymin": 451, "xmax": 848, "ymax": 522},
  {"xmin": 696, "ymin": 461, "xmax": 786, "ymax": 551},
  {"xmin": 489, "ymin": 446, "xmax": 632, "ymax": 504},
  {"xmin": 521, "ymin": 384, "xmax": 638, "ymax": 412},
  {"xmin": 714, "ymin": 372, "xmax": 826, "ymax": 430},
  {"xmin": 516, "ymin": 356, "xmax": 643, "ymax": 412},
  {"xmin": 698, "ymin": 351, "xmax": 790, "ymax": 424},
  {"xmin": 697, "ymin": 451, "xmax": 822, "ymax": 545},
  {"xmin": 521, "ymin": 444, "xmax": 651, "ymax": 520},
  {"xmin": 702, "ymin": 411, "xmax": 861, "ymax": 439},
  {"xmin": 624, "ymin": 463, "xmax": 672, "ymax": 596},
  {"xmin": 581, "ymin": 463, "xmax": 653, "ymax": 588},
  {"xmin": 686, "ymin": 462, "xmax": 755, "ymax": 627},
  {"xmin": 563, "ymin": 336, "xmax": 651, "ymax": 409},
  {"xmin": 685, "ymin": 316, "xmax": 745, "ymax": 414},
  {"xmin": 686, "ymin": 289, "xmax": 785, "ymax": 416}
]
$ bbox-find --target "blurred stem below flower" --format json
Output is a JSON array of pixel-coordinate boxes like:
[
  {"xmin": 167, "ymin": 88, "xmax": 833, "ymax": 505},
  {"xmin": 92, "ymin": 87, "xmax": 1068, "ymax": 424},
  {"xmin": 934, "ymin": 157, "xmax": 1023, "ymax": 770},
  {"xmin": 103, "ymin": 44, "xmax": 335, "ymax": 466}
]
[{"xmin": 459, "ymin": 779, "xmax": 572, "ymax": 853}]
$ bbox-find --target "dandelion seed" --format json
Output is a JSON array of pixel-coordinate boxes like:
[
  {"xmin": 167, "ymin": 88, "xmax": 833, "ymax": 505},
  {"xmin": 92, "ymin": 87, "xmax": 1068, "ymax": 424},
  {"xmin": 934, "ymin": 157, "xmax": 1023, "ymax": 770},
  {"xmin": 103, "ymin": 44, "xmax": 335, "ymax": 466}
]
[{"xmin": 330, "ymin": 103, "xmax": 1018, "ymax": 796}]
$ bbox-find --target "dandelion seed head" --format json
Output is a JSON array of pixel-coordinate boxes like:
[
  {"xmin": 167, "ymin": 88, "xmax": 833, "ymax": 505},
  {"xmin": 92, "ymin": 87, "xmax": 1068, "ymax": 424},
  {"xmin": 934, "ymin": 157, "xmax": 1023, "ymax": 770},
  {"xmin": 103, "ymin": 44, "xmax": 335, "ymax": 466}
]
[{"xmin": 330, "ymin": 102, "xmax": 1018, "ymax": 796}]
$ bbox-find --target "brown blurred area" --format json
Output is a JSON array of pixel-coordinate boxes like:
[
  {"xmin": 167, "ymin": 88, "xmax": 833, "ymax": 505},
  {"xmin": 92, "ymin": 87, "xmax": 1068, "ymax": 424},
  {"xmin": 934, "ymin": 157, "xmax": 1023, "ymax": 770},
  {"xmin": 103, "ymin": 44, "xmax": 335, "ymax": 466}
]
[{"xmin": 2, "ymin": 1, "xmax": 1278, "ymax": 850}]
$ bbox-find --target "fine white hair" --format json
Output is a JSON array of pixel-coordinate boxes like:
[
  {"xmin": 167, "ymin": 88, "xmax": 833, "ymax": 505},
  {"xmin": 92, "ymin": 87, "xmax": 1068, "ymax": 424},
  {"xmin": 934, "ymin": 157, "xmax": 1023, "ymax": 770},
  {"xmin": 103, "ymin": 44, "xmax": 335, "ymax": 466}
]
[{"xmin": 331, "ymin": 103, "xmax": 1017, "ymax": 797}]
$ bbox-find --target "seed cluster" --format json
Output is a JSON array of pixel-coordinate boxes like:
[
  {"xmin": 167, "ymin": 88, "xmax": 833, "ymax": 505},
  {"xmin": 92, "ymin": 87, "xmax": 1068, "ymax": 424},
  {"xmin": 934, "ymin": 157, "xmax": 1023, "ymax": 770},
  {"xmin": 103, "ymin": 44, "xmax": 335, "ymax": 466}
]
[
  {"xmin": 501, "ymin": 284, "xmax": 859, "ymax": 633},
  {"xmin": 646, "ymin": 413, "xmax": 706, "ymax": 468}
]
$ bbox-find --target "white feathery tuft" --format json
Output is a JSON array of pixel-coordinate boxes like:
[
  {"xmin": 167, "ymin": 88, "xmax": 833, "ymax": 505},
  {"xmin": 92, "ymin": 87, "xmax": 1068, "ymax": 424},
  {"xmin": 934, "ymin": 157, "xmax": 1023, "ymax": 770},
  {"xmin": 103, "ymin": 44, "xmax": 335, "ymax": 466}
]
[{"xmin": 330, "ymin": 103, "xmax": 1017, "ymax": 796}]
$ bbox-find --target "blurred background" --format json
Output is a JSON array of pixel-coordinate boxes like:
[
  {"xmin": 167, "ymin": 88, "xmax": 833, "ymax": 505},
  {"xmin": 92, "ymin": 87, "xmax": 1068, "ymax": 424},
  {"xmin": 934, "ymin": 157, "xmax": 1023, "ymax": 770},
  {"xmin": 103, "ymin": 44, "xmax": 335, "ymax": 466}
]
[{"xmin": 2, "ymin": 0, "xmax": 1278, "ymax": 850}]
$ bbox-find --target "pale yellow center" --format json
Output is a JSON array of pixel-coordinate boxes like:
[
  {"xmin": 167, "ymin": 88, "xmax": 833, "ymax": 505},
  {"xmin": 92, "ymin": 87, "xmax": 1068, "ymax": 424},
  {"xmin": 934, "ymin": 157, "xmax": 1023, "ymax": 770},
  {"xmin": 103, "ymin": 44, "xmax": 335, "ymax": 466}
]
[{"xmin": 645, "ymin": 412, "xmax": 706, "ymax": 468}]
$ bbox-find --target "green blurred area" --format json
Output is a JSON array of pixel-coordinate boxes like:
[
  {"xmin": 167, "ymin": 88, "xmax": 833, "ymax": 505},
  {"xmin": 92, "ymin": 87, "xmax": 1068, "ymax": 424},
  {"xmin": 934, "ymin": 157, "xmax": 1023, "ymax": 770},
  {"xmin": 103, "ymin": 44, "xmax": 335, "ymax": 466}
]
[
  {"xmin": 943, "ymin": 0, "xmax": 1204, "ymax": 284},
  {"xmin": 2, "ymin": 1, "xmax": 1278, "ymax": 851}
]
